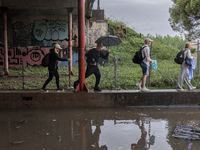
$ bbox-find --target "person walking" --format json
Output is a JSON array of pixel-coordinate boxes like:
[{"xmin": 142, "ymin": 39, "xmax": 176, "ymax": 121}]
[
  {"xmin": 176, "ymin": 42, "xmax": 196, "ymax": 91},
  {"xmin": 74, "ymin": 43, "xmax": 110, "ymax": 91},
  {"xmin": 41, "ymin": 43, "xmax": 70, "ymax": 92},
  {"xmin": 135, "ymin": 38, "xmax": 153, "ymax": 92}
]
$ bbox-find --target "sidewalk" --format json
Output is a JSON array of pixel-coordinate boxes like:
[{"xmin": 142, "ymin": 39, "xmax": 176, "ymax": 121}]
[{"xmin": 0, "ymin": 89, "xmax": 200, "ymax": 108}]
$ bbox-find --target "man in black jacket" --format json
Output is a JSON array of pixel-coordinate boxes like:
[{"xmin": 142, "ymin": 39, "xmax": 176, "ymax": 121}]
[
  {"xmin": 42, "ymin": 43, "xmax": 70, "ymax": 92},
  {"xmin": 74, "ymin": 43, "xmax": 110, "ymax": 91}
]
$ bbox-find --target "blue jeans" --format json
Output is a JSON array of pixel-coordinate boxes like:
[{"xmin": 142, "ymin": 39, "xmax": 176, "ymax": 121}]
[{"xmin": 140, "ymin": 62, "xmax": 149, "ymax": 75}]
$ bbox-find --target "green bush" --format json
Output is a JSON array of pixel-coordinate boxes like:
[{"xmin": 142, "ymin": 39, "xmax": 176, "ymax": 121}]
[{"xmin": 191, "ymin": 48, "xmax": 196, "ymax": 53}]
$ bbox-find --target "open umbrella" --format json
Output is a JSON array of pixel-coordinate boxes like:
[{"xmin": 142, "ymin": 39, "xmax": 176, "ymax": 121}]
[{"xmin": 95, "ymin": 35, "xmax": 122, "ymax": 47}]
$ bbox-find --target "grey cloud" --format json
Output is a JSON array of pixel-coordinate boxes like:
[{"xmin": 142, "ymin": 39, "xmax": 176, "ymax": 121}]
[{"xmin": 94, "ymin": 0, "xmax": 177, "ymax": 36}]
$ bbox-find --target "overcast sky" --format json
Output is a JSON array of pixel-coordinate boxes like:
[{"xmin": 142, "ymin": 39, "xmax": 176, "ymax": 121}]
[{"xmin": 93, "ymin": 0, "xmax": 179, "ymax": 37}]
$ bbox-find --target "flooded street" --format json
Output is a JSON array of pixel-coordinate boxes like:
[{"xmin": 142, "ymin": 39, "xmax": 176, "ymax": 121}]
[{"xmin": 1, "ymin": 107, "xmax": 200, "ymax": 150}]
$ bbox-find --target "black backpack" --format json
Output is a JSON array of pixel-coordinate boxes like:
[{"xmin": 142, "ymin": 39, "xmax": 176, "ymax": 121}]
[
  {"xmin": 174, "ymin": 50, "xmax": 186, "ymax": 64},
  {"xmin": 41, "ymin": 53, "xmax": 50, "ymax": 67},
  {"xmin": 132, "ymin": 46, "xmax": 147, "ymax": 64}
]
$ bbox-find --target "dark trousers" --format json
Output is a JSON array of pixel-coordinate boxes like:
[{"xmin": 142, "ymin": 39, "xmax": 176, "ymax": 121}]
[
  {"xmin": 85, "ymin": 65, "xmax": 101, "ymax": 87},
  {"xmin": 42, "ymin": 69, "xmax": 60, "ymax": 89},
  {"xmin": 76, "ymin": 65, "xmax": 101, "ymax": 88}
]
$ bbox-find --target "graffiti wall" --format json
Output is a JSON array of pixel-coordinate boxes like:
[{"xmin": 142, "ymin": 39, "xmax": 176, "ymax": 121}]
[
  {"xmin": 0, "ymin": 47, "xmax": 51, "ymax": 67},
  {"xmin": 13, "ymin": 21, "xmax": 32, "ymax": 45},
  {"xmin": 12, "ymin": 20, "xmax": 69, "ymax": 47},
  {"xmin": 33, "ymin": 20, "xmax": 68, "ymax": 41},
  {"xmin": 0, "ymin": 47, "xmax": 81, "ymax": 68}
]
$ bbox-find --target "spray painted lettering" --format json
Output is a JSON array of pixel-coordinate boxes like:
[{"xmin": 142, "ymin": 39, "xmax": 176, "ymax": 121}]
[
  {"xmin": 13, "ymin": 21, "xmax": 32, "ymax": 44},
  {"xmin": 33, "ymin": 20, "xmax": 68, "ymax": 41},
  {"xmin": 0, "ymin": 47, "xmax": 50, "ymax": 67}
]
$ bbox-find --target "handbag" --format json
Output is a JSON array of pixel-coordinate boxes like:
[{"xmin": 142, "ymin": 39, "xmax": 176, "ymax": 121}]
[{"xmin": 185, "ymin": 57, "xmax": 191, "ymax": 66}]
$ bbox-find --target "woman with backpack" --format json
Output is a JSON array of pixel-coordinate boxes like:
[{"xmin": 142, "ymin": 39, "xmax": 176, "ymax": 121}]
[
  {"xmin": 176, "ymin": 42, "xmax": 196, "ymax": 91},
  {"xmin": 41, "ymin": 43, "xmax": 70, "ymax": 92}
]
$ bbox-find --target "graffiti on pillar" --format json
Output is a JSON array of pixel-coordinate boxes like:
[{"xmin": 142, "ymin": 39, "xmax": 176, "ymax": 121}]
[
  {"xmin": 33, "ymin": 20, "xmax": 68, "ymax": 41},
  {"xmin": 0, "ymin": 47, "xmax": 51, "ymax": 67},
  {"xmin": 13, "ymin": 21, "xmax": 32, "ymax": 44}
]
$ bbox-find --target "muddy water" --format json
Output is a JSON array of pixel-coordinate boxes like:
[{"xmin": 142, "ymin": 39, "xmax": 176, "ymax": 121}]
[{"xmin": 0, "ymin": 107, "xmax": 200, "ymax": 150}]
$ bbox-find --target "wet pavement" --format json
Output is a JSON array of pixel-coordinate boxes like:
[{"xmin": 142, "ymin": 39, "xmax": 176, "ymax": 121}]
[{"xmin": 1, "ymin": 107, "xmax": 200, "ymax": 150}]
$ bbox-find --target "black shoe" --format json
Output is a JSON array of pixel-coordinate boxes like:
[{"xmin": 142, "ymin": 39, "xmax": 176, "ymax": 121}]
[
  {"xmin": 74, "ymin": 81, "xmax": 78, "ymax": 89},
  {"xmin": 94, "ymin": 87, "xmax": 102, "ymax": 91},
  {"xmin": 57, "ymin": 88, "xmax": 64, "ymax": 92},
  {"xmin": 41, "ymin": 88, "xmax": 49, "ymax": 92}
]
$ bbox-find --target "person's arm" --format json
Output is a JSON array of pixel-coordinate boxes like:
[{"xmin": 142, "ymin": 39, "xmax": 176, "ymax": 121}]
[
  {"xmin": 100, "ymin": 49, "xmax": 110, "ymax": 59},
  {"xmin": 54, "ymin": 53, "xmax": 70, "ymax": 61}
]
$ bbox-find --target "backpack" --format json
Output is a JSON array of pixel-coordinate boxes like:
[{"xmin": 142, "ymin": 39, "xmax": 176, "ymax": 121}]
[
  {"xmin": 132, "ymin": 46, "xmax": 147, "ymax": 64},
  {"xmin": 41, "ymin": 53, "xmax": 50, "ymax": 67},
  {"xmin": 174, "ymin": 50, "xmax": 186, "ymax": 64}
]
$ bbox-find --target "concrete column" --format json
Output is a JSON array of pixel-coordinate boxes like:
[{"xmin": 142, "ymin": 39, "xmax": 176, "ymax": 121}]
[
  {"xmin": 1, "ymin": 7, "xmax": 11, "ymax": 76},
  {"xmin": 75, "ymin": 0, "xmax": 89, "ymax": 92},
  {"xmin": 67, "ymin": 8, "xmax": 74, "ymax": 76}
]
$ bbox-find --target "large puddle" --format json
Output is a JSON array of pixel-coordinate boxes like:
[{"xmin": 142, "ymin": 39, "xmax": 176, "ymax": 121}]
[{"xmin": 1, "ymin": 107, "xmax": 200, "ymax": 150}]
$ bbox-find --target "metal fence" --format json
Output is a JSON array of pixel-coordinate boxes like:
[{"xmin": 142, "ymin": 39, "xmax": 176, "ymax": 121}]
[{"xmin": 114, "ymin": 41, "xmax": 200, "ymax": 90}]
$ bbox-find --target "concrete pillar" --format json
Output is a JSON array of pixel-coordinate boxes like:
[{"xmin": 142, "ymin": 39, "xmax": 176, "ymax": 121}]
[
  {"xmin": 67, "ymin": 8, "xmax": 74, "ymax": 76},
  {"xmin": 1, "ymin": 7, "xmax": 11, "ymax": 76},
  {"xmin": 75, "ymin": 0, "xmax": 89, "ymax": 92}
]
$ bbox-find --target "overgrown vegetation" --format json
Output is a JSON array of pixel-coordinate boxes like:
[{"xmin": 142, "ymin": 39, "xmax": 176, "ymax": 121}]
[{"xmin": 0, "ymin": 19, "xmax": 198, "ymax": 90}]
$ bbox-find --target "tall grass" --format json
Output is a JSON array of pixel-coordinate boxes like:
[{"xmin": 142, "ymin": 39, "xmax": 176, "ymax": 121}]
[{"xmin": 147, "ymin": 34, "xmax": 187, "ymax": 51}]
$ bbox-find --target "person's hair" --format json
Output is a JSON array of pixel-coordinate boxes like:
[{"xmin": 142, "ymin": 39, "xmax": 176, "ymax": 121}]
[
  {"xmin": 185, "ymin": 42, "xmax": 191, "ymax": 49},
  {"xmin": 97, "ymin": 43, "xmax": 103, "ymax": 48}
]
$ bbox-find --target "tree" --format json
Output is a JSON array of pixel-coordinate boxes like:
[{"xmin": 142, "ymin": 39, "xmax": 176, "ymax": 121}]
[{"xmin": 169, "ymin": 0, "xmax": 200, "ymax": 40}]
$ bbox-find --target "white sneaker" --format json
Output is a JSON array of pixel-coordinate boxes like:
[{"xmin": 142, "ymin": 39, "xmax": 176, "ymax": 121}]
[
  {"xmin": 176, "ymin": 88, "xmax": 184, "ymax": 91},
  {"xmin": 141, "ymin": 87, "xmax": 150, "ymax": 92},
  {"xmin": 136, "ymin": 83, "xmax": 141, "ymax": 90},
  {"xmin": 189, "ymin": 87, "xmax": 196, "ymax": 90}
]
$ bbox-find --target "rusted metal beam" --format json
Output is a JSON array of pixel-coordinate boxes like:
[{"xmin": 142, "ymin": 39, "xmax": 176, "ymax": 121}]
[
  {"xmin": 67, "ymin": 8, "xmax": 74, "ymax": 76},
  {"xmin": 0, "ymin": 7, "xmax": 10, "ymax": 76},
  {"xmin": 75, "ymin": 0, "xmax": 88, "ymax": 92}
]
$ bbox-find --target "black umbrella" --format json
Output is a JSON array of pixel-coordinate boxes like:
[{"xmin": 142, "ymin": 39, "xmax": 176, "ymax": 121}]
[{"xmin": 95, "ymin": 35, "xmax": 122, "ymax": 47}]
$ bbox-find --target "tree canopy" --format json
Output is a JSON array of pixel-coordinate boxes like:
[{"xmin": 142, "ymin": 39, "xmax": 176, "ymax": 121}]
[{"xmin": 169, "ymin": 0, "xmax": 200, "ymax": 40}]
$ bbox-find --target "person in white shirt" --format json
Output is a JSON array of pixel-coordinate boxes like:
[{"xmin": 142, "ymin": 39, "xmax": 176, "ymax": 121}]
[
  {"xmin": 136, "ymin": 38, "xmax": 153, "ymax": 92},
  {"xmin": 176, "ymin": 42, "xmax": 196, "ymax": 91}
]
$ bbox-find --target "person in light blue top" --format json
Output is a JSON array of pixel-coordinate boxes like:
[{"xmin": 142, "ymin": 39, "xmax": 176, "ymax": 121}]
[{"xmin": 176, "ymin": 42, "xmax": 196, "ymax": 91}]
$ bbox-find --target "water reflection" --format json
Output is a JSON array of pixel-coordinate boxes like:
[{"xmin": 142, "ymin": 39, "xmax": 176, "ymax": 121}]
[
  {"xmin": 131, "ymin": 119, "xmax": 150, "ymax": 150},
  {"xmin": 0, "ymin": 108, "xmax": 200, "ymax": 150}
]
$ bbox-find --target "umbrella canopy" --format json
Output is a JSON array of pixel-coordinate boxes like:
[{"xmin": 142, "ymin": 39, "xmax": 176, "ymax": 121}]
[{"xmin": 95, "ymin": 35, "xmax": 122, "ymax": 47}]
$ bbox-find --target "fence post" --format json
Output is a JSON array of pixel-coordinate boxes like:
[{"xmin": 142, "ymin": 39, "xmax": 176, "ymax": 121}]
[
  {"xmin": 114, "ymin": 56, "xmax": 117, "ymax": 90},
  {"xmin": 147, "ymin": 42, "xmax": 153, "ymax": 85},
  {"xmin": 197, "ymin": 40, "xmax": 199, "ymax": 75}
]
